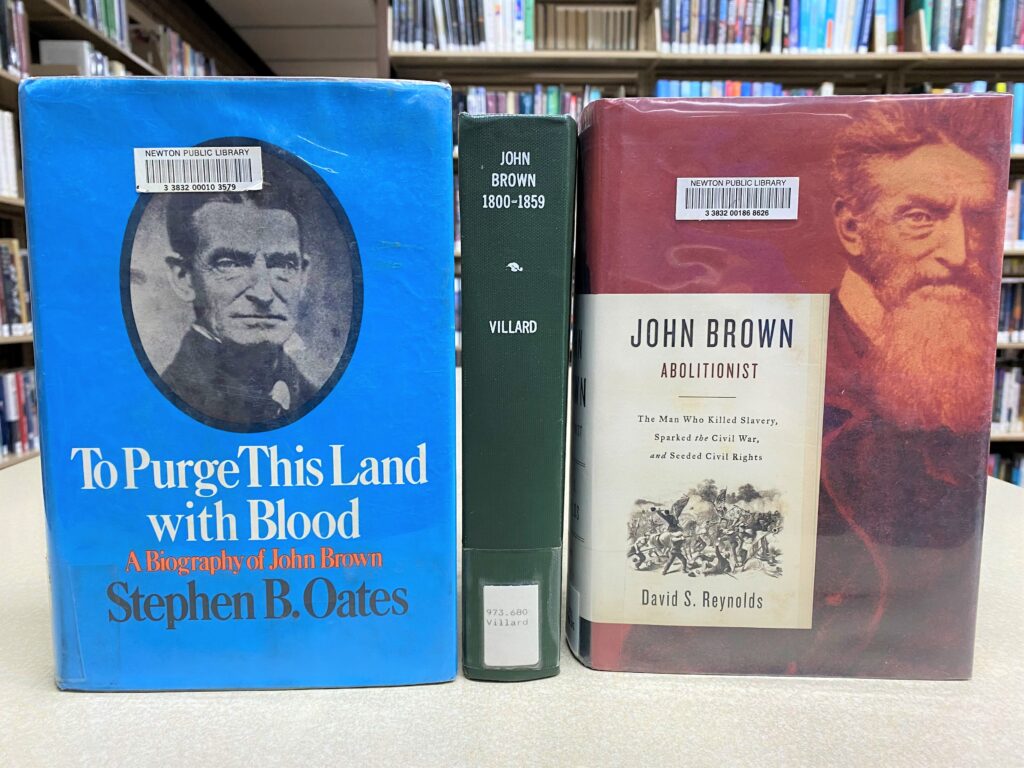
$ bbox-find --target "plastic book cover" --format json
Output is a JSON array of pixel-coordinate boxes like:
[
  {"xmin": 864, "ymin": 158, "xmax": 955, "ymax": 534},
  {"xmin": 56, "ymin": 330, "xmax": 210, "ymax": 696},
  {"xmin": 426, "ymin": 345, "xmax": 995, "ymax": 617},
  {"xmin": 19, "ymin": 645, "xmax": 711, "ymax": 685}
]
[
  {"xmin": 20, "ymin": 77, "xmax": 457, "ymax": 690},
  {"xmin": 568, "ymin": 94, "xmax": 1010, "ymax": 679}
]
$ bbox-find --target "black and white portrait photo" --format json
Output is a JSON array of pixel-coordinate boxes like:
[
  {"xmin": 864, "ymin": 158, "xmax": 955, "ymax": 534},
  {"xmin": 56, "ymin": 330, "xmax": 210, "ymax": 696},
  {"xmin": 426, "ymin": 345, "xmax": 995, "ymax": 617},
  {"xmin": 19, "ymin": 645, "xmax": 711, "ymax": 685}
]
[{"xmin": 121, "ymin": 139, "xmax": 362, "ymax": 432}]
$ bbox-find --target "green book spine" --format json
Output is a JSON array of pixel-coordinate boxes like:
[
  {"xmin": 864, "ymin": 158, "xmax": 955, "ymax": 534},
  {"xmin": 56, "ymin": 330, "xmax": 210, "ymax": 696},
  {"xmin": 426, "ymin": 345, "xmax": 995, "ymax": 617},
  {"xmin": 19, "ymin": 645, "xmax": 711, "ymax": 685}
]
[
  {"xmin": 459, "ymin": 114, "xmax": 576, "ymax": 681},
  {"xmin": 525, "ymin": 0, "xmax": 536, "ymax": 49}
]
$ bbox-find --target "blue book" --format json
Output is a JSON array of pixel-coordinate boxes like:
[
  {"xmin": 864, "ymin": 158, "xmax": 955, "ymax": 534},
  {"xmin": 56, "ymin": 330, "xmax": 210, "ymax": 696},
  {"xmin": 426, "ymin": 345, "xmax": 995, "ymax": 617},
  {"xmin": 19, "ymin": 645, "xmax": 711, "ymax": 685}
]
[
  {"xmin": 825, "ymin": 0, "xmax": 836, "ymax": 49},
  {"xmin": 798, "ymin": 0, "xmax": 810, "ymax": 49},
  {"xmin": 741, "ymin": 81, "xmax": 753, "ymax": 96},
  {"xmin": 816, "ymin": 0, "xmax": 827, "ymax": 49},
  {"xmin": 886, "ymin": 0, "xmax": 898, "ymax": 48},
  {"xmin": 698, "ymin": 0, "xmax": 710, "ymax": 47},
  {"xmin": 1018, "ymin": 178, "xmax": 1024, "ymax": 239},
  {"xmin": 656, "ymin": 79, "xmax": 670, "ymax": 96},
  {"xmin": 998, "ymin": 0, "xmax": 1015, "ymax": 50},
  {"xmin": 856, "ymin": 0, "xmax": 874, "ymax": 50},
  {"xmin": 680, "ymin": 0, "xmax": 691, "ymax": 49},
  {"xmin": 788, "ymin": 0, "xmax": 800, "ymax": 49},
  {"xmin": 662, "ymin": 0, "xmax": 673, "ymax": 48},
  {"xmin": 848, "ymin": 0, "xmax": 863, "ymax": 50},
  {"xmin": 19, "ymin": 78, "xmax": 458, "ymax": 691},
  {"xmin": 1013, "ymin": 83, "xmax": 1024, "ymax": 147}
]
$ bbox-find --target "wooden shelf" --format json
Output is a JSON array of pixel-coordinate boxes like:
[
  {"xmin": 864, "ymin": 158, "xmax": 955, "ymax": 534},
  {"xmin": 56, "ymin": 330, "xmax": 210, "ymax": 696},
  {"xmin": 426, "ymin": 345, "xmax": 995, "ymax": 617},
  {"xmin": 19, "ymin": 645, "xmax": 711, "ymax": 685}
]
[
  {"xmin": 0, "ymin": 449, "xmax": 38, "ymax": 470},
  {"xmin": 0, "ymin": 68, "xmax": 20, "ymax": 109},
  {"xmin": 392, "ymin": 49, "xmax": 1024, "ymax": 80},
  {"xmin": 391, "ymin": 49, "xmax": 655, "ymax": 81},
  {"xmin": 657, "ymin": 51, "xmax": 1024, "ymax": 72},
  {"xmin": 392, "ymin": 50, "xmax": 655, "ymax": 67},
  {"xmin": 0, "ymin": 334, "xmax": 32, "ymax": 346},
  {"xmin": 991, "ymin": 432, "xmax": 1024, "ymax": 442},
  {"xmin": 24, "ymin": 0, "xmax": 162, "ymax": 76},
  {"xmin": 0, "ymin": 195, "xmax": 25, "ymax": 215},
  {"xmin": 997, "ymin": 341, "xmax": 1024, "ymax": 349}
]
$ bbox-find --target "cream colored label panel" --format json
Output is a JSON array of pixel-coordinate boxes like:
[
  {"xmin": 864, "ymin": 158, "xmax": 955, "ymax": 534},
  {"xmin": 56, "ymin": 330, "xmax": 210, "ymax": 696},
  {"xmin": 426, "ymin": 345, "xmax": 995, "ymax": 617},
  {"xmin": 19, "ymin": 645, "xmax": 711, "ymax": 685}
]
[{"xmin": 571, "ymin": 293, "xmax": 828, "ymax": 629}]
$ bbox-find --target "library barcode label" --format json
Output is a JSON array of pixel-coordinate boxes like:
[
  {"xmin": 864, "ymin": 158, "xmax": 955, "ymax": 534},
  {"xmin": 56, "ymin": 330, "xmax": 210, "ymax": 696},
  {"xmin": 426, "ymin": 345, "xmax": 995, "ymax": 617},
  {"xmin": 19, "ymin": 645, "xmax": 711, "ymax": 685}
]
[
  {"xmin": 133, "ymin": 147, "xmax": 263, "ymax": 193},
  {"xmin": 676, "ymin": 177, "xmax": 799, "ymax": 221}
]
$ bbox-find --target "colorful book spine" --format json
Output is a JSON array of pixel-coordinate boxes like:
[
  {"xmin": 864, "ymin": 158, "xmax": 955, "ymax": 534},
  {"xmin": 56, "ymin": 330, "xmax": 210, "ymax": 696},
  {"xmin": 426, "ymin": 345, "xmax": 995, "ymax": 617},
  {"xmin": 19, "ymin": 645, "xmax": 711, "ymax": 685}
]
[{"xmin": 459, "ymin": 114, "xmax": 576, "ymax": 681}]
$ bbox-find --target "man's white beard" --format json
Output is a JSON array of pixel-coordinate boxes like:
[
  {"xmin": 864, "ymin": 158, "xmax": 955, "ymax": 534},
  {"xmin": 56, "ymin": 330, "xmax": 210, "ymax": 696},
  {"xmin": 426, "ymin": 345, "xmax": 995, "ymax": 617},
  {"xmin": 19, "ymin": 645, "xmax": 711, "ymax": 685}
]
[{"xmin": 865, "ymin": 286, "xmax": 992, "ymax": 434}]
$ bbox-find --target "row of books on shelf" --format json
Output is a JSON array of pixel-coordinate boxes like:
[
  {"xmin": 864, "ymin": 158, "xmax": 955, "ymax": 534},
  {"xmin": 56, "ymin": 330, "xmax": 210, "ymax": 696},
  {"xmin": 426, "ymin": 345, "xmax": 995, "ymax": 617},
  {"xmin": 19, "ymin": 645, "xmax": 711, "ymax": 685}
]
[
  {"xmin": 657, "ymin": 0, "xmax": 1024, "ymax": 53},
  {"xmin": 34, "ymin": 36, "xmax": 216, "ymax": 78},
  {"xmin": 992, "ymin": 363, "xmax": 1023, "ymax": 433},
  {"xmin": 998, "ymin": 280, "xmax": 1024, "ymax": 341},
  {"xmin": 66, "ymin": 0, "xmax": 129, "ymax": 48},
  {"xmin": 130, "ymin": 23, "xmax": 218, "ymax": 77},
  {"xmin": 0, "ymin": 4, "xmax": 218, "ymax": 78},
  {"xmin": 391, "ymin": 0, "xmax": 1024, "ymax": 53},
  {"xmin": 0, "ymin": 109, "xmax": 17, "ymax": 199},
  {"xmin": 453, "ymin": 84, "xmax": 616, "ymax": 123},
  {"xmin": 0, "ymin": 368, "xmax": 38, "ymax": 460},
  {"xmin": 0, "ymin": 238, "xmax": 30, "ymax": 337},
  {"xmin": 535, "ymin": 5, "xmax": 638, "ymax": 51},
  {"xmin": 655, "ymin": 78, "xmax": 832, "ymax": 95},
  {"xmin": 392, "ymin": 0, "xmax": 638, "ymax": 51},
  {"xmin": 1005, "ymin": 175, "xmax": 1024, "ymax": 245},
  {"xmin": 988, "ymin": 450, "xmax": 1024, "ymax": 484},
  {"xmin": 1, "ymin": 0, "xmax": 28, "ymax": 78},
  {"xmin": 38, "ymin": 39, "xmax": 129, "ymax": 76},
  {"xmin": 450, "ymin": 81, "xmax": 1024, "ymax": 123}
]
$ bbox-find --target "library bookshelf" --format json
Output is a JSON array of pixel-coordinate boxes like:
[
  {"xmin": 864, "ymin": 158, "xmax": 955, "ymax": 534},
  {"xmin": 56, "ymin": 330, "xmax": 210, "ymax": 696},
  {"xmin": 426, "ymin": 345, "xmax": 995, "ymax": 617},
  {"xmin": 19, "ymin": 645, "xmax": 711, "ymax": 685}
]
[
  {"xmin": 377, "ymin": 3, "xmax": 1024, "ymax": 461},
  {"xmin": 0, "ymin": 0, "xmax": 268, "ymax": 471}
]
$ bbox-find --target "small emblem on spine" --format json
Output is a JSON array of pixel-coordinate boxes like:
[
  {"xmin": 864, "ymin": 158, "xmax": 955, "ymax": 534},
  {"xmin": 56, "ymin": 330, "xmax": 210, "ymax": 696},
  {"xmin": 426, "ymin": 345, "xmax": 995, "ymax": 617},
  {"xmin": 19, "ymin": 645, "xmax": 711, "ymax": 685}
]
[{"xmin": 506, "ymin": 262, "xmax": 524, "ymax": 272}]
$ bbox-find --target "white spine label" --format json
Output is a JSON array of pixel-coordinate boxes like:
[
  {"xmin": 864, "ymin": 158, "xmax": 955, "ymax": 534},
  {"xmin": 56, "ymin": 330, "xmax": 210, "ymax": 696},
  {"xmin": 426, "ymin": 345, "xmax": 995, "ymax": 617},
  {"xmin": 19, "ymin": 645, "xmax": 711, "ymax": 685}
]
[
  {"xmin": 676, "ymin": 177, "xmax": 800, "ymax": 220},
  {"xmin": 133, "ymin": 147, "xmax": 264, "ymax": 193},
  {"xmin": 483, "ymin": 584, "xmax": 540, "ymax": 667}
]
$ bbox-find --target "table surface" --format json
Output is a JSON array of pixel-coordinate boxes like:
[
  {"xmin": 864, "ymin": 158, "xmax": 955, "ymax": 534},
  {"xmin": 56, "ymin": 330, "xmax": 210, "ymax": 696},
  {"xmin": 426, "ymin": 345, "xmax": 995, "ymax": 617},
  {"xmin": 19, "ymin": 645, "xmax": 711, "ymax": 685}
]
[{"xmin": 1, "ymin": 457, "xmax": 1021, "ymax": 767}]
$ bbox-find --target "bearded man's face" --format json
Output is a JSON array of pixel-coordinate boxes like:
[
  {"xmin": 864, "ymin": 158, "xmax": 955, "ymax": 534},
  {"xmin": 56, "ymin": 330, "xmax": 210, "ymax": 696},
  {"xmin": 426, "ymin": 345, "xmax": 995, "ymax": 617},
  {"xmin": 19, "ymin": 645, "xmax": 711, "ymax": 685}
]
[{"xmin": 836, "ymin": 142, "xmax": 1001, "ymax": 434}]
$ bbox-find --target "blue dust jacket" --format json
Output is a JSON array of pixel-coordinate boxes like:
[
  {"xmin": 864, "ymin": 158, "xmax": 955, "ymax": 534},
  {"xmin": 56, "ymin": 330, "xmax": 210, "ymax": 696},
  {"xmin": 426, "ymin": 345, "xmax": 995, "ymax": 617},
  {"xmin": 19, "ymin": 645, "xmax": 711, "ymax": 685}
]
[{"xmin": 20, "ymin": 77, "xmax": 457, "ymax": 689}]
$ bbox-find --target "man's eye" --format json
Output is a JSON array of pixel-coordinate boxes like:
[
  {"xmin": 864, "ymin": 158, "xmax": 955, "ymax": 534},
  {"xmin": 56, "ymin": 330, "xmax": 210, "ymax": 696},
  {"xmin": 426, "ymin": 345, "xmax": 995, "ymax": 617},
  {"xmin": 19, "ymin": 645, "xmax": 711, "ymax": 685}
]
[
  {"xmin": 904, "ymin": 210, "xmax": 934, "ymax": 225},
  {"xmin": 267, "ymin": 254, "xmax": 300, "ymax": 271},
  {"xmin": 213, "ymin": 257, "xmax": 245, "ymax": 271}
]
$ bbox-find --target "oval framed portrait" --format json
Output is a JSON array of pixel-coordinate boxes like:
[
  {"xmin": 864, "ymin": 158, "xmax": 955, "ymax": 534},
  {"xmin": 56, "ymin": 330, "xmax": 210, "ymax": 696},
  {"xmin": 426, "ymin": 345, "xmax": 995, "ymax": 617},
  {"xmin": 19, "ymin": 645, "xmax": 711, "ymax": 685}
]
[{"xmin": 121, "ymin": 138, "xmax": 363, "ymax": 432}]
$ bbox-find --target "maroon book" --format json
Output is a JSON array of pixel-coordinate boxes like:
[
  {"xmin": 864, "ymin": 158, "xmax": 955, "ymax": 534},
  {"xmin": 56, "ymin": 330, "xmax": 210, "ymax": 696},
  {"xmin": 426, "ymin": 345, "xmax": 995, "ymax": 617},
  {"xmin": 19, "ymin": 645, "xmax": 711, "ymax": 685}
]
[{"xmin": 567, "ymin": 95, "xmax": 1010, "ymax": 679}]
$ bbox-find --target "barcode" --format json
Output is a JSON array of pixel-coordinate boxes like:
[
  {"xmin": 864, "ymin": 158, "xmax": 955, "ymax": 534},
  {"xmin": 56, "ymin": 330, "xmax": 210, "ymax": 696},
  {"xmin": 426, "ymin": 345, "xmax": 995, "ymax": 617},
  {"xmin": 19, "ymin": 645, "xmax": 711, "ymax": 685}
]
[
  {"xmin": 142, "ymin": 157, "xmax": 255, "ymax": 185},
  {"xmin": 676, "ymin": 177, "xmax": 800, "ymax": 220},
  {"xmin": 681, "ymin": 186, "xmax": 793, "ymax": 211},
  {"xmin": 133, "ymin": 147, "xmax": 264, "ymax": 193}
]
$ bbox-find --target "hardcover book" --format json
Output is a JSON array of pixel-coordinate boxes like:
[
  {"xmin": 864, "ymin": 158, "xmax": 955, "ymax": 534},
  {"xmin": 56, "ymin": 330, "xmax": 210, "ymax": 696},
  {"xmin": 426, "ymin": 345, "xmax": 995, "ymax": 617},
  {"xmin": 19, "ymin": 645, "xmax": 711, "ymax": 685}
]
[
  {"xmin": 459, "ymin": 114, "xmax": 576, "ymax": 681},
  {"xmin": 20, "ymin": 77, "xmax": 457, "ymax": 690},
  {"xmin": 567, "ymin": 94, "xmax": 1010, "ymax": 679}
]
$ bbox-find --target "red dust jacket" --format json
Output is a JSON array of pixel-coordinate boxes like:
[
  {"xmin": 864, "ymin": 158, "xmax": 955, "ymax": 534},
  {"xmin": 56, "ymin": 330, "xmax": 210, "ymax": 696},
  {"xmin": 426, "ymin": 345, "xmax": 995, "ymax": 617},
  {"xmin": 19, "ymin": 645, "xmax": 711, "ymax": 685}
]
[{"xmin": 566, "ymin": 95, "xmax": 1010, "ymax": 679}]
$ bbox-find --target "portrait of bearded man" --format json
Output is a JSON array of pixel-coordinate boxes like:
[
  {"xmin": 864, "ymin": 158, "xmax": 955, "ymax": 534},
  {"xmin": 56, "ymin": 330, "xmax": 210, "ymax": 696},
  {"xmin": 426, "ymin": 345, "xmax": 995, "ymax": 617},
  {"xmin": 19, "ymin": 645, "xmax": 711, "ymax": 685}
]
[
  {"xmin": 813, "ymin": 98, "xmax": 1004, "ymax": 677},
  {"xmin": 600, "ymin": 97, "xmax": 1007, "ymax": 679}
]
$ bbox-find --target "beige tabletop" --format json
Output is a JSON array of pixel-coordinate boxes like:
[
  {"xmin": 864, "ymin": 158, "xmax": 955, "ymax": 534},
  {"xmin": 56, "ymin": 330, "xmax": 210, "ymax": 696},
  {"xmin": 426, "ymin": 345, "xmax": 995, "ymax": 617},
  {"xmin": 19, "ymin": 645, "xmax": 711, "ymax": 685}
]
[{"xmin": 0, "ymin": 456, "xmax": 1021, "ymax": 767}]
